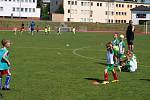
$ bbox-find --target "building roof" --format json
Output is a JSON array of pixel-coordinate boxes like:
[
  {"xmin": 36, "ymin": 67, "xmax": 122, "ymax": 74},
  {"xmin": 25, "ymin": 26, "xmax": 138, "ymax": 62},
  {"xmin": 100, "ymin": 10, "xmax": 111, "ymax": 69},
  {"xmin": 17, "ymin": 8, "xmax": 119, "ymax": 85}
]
[
  {"xmin": 79, "ymin": 0, "xmax": 150, "ymax": 4},
  {"xmin": 131, "ymin": 5, "xmax": 150, "ymax": 11}
]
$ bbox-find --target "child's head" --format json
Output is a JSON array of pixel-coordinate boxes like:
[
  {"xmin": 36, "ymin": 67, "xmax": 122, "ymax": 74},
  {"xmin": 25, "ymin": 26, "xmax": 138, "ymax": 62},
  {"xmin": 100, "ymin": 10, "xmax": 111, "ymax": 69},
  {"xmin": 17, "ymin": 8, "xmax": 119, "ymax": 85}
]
[
  {"xmin": 1, "ymin": 39, "xmax": 11, "ymax": 48},
  {"xmin": 113, "ymin": 32, "xmax": 119, "ymax": 39},
  {"xmin": 106, "ymin": 42, "xmax": 113, "ymax": 49},
  {"xmin": 125, "ymin": 50, "xmax": 133, "ymax": 59},
  {"xmin": 120, "ymin": 34, "xmax": 124, "ymax": 40}
]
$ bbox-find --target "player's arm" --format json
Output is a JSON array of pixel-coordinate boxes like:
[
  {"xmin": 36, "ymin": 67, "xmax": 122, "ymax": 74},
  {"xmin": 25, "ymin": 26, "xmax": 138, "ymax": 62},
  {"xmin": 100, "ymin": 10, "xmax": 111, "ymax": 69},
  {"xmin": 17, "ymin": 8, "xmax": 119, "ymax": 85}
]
[
  {"xmin": 2, "ymin": 51, "xmax": 11, "ymax": 66},
  {"xmin": 132, "ymin": 26, "xmax": 135, "ymax": 32}
]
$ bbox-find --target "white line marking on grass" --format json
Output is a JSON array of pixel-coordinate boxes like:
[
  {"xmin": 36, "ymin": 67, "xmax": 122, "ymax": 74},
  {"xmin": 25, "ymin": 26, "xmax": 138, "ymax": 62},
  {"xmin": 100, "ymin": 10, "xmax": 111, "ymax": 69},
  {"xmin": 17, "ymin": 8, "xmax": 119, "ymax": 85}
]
[
  {"xmin": 13, "ymin": 46, "xmax": 74, "ymax": 51},
  {"xmin": 72, "ymin": 46, "xmax": 100, "ymax": 61}
]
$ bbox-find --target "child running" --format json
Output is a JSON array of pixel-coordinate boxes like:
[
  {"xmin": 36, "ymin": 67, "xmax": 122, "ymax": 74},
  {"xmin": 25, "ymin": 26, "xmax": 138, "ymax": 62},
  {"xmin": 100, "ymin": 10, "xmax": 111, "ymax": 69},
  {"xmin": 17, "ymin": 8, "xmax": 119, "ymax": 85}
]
[
  {"xmin": 0, "ymin": 39, "xmax": 12, "ymax": 90},
  {"xmin": 102, "ymin": 42, "xmax": 119, "ymax": 84}
]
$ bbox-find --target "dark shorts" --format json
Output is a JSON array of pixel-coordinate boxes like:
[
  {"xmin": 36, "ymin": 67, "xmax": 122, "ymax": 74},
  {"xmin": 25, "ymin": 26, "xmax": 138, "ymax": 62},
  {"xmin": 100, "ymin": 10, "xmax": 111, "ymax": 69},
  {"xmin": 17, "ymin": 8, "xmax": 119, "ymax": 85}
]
[
  {"xmin": 31, "ymin": 28, "xmax": 34, "ymax": 32},
  {"xmin": 127, "ymin": 39, "xmax": 134, "ymax": 45}
]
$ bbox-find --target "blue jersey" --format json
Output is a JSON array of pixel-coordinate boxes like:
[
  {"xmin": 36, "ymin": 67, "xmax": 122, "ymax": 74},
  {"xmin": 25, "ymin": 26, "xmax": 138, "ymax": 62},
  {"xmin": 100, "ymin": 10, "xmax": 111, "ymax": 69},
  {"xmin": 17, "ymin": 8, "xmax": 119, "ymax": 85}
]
[
  {"xmin": 30, "ymin": 21, "xmax": 35, "ymax": 29},
  {"xmin": 0, "ymin": 48, "xmax": 10, "ymax": 70}
]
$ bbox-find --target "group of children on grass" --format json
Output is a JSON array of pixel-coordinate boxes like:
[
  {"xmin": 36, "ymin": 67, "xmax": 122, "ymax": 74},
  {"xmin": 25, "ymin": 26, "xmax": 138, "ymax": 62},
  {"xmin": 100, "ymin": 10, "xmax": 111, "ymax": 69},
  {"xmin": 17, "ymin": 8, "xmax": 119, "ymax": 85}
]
[
  {"xmin": 13, "ymin": 22, "xmax": 76, "ymax": 36},
  {"xmin": 101, "ymin": 32, "xmax": 137, "ymax": 84}
]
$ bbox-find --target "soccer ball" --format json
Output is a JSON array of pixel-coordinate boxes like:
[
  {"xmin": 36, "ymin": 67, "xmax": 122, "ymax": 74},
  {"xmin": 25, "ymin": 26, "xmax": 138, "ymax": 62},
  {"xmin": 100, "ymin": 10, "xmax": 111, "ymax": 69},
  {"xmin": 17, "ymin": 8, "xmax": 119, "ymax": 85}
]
[
  {"xmin": 66, "ymin": 44, "xmax": 70, "ymax": 47},
  {"xmin": 113, "ymin": 46, "xmax": 119, "ymax": 51}
]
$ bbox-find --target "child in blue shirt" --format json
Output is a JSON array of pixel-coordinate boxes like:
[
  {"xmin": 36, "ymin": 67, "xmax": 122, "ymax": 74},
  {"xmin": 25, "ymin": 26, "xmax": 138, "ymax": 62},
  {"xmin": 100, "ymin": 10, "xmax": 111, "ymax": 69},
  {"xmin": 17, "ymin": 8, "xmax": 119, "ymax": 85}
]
[{"xmin": 0, "ymin": 39, "xmax": 12, "ymax": 90}]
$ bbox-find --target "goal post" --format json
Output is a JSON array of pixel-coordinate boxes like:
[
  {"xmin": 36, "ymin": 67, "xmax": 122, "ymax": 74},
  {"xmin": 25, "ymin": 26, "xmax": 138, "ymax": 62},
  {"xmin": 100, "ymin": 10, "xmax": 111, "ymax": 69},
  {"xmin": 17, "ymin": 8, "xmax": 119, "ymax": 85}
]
[{"xmin": 144, "ymin": 21, "xmax": 150, "ymax": 35}]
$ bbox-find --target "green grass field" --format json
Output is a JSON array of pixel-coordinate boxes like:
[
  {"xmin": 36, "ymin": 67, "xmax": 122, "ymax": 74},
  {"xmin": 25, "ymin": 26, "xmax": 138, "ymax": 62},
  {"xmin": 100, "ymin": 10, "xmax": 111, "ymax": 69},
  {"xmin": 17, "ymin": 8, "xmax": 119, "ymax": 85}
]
[{"xmin": 0, "ymin": 31, "xmax": 150, "ymax": 100}]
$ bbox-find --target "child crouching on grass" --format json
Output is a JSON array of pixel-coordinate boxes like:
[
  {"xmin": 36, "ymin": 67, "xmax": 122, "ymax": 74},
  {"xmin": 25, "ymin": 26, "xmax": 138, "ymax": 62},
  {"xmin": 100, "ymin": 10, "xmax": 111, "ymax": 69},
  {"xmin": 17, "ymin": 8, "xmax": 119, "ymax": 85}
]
[
  {"xmin": 102, "ymin": 42, "xmax": 119, "ymax": 85},
  {"xmin": 120, "ymin": 50, "xmax": 137, "ymax": 72},
  {"xmin": 0, "ymin": 39, "xmax": 12, "ymax": 90}
]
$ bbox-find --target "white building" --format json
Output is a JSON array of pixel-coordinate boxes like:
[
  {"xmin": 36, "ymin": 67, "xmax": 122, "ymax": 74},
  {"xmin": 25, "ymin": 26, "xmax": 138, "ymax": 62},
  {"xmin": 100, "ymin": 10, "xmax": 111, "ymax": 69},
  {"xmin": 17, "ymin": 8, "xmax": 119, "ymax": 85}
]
[
  {"xmin": 0, "ymin": 0, "xmax": 40, "ymax": 19},
  {"xmin": 64, "ymin": 0, "xmax": 117, "ymax": 23},
  {"xmin": 131, "ymin": 5, "xmax": 150, "ymax": 25}
]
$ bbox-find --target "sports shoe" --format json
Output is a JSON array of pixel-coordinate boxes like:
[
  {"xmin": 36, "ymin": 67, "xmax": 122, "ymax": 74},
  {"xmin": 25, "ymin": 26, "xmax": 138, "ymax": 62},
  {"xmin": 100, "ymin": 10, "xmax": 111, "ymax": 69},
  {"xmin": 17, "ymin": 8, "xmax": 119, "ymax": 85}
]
[
  {"xmin": 2, "ymin": 87, "xmax": 10, "ymax": 90},
  {"xmin": 112, "ymin": 80, "xmax": 119, "ymax": 83},
  {"xmin": 101, "ymin": 81, "xmax": 109, "ymax": 85}
]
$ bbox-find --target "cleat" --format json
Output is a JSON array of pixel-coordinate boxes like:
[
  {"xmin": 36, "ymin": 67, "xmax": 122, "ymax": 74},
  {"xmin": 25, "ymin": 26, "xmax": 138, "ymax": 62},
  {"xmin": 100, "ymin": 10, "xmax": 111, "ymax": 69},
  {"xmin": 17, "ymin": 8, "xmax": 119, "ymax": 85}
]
[
  {"xmin": 112, "ymin": 80, "xmax": 119, "ymax": 83},
  {"xmin": 101, "ymin": 81, "xmax": 109, "ymax": 85}
]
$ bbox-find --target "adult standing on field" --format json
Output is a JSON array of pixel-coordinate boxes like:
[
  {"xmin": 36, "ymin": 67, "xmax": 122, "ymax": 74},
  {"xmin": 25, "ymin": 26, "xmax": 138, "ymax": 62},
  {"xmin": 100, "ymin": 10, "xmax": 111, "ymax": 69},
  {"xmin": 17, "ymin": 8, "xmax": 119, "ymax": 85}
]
[{"xmin": 126, "ymin": 20, "xmax": 135, "ymax": 51}]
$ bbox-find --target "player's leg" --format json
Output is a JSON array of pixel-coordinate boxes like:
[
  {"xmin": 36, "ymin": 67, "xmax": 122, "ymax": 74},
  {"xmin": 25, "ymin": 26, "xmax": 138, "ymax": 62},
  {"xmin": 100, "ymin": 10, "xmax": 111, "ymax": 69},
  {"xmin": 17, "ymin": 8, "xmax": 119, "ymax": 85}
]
[
  {"xmin": 0, "ymin": 71, "xmax": 2, "ymax": 89},
  {"xmin": 4, "ymin": 70, "xmax": 11, "ymax": 90},
  {"xmin": 112, "ymin": 69, "xmax": 118, "ymax": 82},
  {"xmin": 102, "ymin": 67, "xmax": 109, "ymax": 84}
]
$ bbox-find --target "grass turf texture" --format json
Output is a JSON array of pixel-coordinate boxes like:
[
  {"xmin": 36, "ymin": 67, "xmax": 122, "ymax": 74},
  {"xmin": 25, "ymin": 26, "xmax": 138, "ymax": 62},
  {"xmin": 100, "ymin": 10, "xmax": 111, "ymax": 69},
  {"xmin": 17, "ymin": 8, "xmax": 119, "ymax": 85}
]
[{"xmin": 0, "ymin": 31, "xmax": 150, "ymax": 100}]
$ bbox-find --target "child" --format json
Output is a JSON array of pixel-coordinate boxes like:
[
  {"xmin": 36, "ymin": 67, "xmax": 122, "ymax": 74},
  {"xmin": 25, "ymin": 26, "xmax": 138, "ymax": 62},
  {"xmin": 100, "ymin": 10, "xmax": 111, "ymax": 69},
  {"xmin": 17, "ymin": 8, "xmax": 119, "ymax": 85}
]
[
  {"xmin": 57, "ymin": 27, "xmax": 61, "ymax": 35},
  {"xmin": 44, "ymin": 27, "xmax": 48, "ymax": 34},
  {"xmin": 112, "ymin": 32, "xmax": 119, "ymax": 65},
  {"xmin": 0, "ymin": 39, "xmax": 12, "ymax": 90},
  {"xmin": 102, "ymin": 42, "xmax": 119, "ymax": 84},
  {"xmin": 48, "ymin": 25, "xmax": 51, "ymax": 34},
  {"xmin": 20, "ymin": 22, "xmax": 25, "ymax": 34},
  {"xmin": 72, "ymin": 27, "xmax": 76, "ymax": 34},
  {"xmin": 36, "ymin": 25, "xmax": 39, "ymax": 33},
  {"xmin": 13, "ymin": 27, "xmax": 17, "ymax": 35}
]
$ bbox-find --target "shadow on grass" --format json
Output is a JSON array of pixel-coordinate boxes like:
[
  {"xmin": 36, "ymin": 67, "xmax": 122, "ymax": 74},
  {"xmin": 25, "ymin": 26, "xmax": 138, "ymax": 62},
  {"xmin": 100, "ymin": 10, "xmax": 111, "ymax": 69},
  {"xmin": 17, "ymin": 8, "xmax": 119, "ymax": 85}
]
[
  {"xmin": 95, "ymin": 62, "xmax": 106, "ymax": 66},
  {"xmin": 84, "ymin": 78, "xmax": 104, "ymax": 83},
  {"xmin": 139, "ymin": 79, "xmax": 150, "ymax": 82}
]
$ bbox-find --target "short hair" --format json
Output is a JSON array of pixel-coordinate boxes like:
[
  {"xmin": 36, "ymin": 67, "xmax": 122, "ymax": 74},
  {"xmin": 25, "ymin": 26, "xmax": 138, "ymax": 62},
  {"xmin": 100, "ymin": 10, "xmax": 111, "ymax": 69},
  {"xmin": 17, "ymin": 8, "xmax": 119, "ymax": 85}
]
[
  {"xmin": 106, "ymin": 42, "xmax": 112, "ymax": 48},
  {"xmin": 1, "ymin": 39, "xmax": 10, "ymax": 46}
]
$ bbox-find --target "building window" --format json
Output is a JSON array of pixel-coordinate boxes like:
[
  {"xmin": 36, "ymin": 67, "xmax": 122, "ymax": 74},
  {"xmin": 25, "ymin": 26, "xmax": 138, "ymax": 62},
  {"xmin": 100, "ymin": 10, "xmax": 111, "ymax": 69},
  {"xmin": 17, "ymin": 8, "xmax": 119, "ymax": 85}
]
[
  {"xmin": 97, "ymin": 3, "xmax": 99, "ymax": 6},
  {"xmin": 122, "ymin": 4, "xmax": 124, "ymax": 8},
  {"xmin": 111, "ymin": 19, "xmax": 113, "ymax": 23},
  {"xmin": 68, "ymin": 9, "xmax": 70, "ymax": 13},
  {"xmin": 116, "ymin": 4, "xmax": 118, "ymax": 7},
  {"xmin": 75, "ymin": 1, "xmax": 77, "ymax": 5},
  {"xmin": 81, "ymin": 2, "xmax": 83, "ymax": 6},
  {"xmin": 136, "ymin": 14, "xmax": 146, "ymax": 18},
  {"xmin": 112, "ymin": 11, "xmax": 114, "ymax": 15},
  {"xmin": 33, "ymin": 0, "xmax": 35, "ymax": 3},
  {"xmin": 29, "ymin": 0, "xmax": 31, "ymax": 2},
  {"xmin": 33, "ymin": 8, "xmax": 35, "ymax": 12},
  {"xmin": 17, "ymin": 8, "xmax": 20, "ymax": 12},
  {"xmin": 105, "ymin": 11, "xmax": 108, "ymax": 15},
  {"xmin": 21, "ymin": 0, "xmax": 24, "ymax": 2},
  {"xmin": 21, "ymin": 8, "xmax": 24, "ymax": 12},
  {"xmin": 12, "ymin": 7, "xmax": 15, "ymax": 11},
  {"xmin": 130, "ymin": 5, "xmax": 132, "ymax": 8},
  {"xmin": 71, "ymin": 1, "xmax": 74, "ymax": 5},
  {"xmin": 119, "ymin": 4, "xmax": 121, "ymax": 7},
  {"xmin": 124, "ymin": 20, "xmax": 126, "ymax": 23},
  {"xmin": 29, "ymin": 8, "xmax": 31, "ymax": 12},
  {"xmin": 68, "ymin": 1, "xmax": 70, "ymax": 5},
  {"xmin": 116, "ymin": 12, "xmax": 118, "ymax": 15},
  {"xmin": 67, "ymin": 18, "xmax": 70, "ymax": 22},
  {"xmin": 25, "ymin": 0, "xmax": 28, "ymax": 2},
  {"xmin": 0, "ymin": 7, "xmax": 3, "ymax": 11},
  {"xmin": 25, "ymin": 8, "xmax": 27, "ymax": 12},
  {"xmin": 125, "ymin": 12, "xmax": 126, "ymax": 16},
  {"xmin": 127, "ymin": 5, "xmax": 129, "ymax": 8},
  {"xmin": 91, "ymin": 2, "xmax": 93, "ymax": 6},
  {"xmin": 56, "ymin": 1, "xmax": 58, "ymax": 5},
  {"xmin": 119, "ymin": 12, "xmax": 121, "ymax": 15},
  {"xmin": 100, "ymin": 3, "xmax": 102, "ymax": 6}
]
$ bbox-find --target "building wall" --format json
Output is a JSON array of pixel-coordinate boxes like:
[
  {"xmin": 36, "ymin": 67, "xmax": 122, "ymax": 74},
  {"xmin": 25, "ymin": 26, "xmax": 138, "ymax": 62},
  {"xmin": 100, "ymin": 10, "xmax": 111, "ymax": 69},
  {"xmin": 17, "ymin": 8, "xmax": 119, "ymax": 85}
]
[
  {"xmin": 52, "ymin": 13, "xmax": 64, "ymax": 22},
  {"xmin": 52, "ymin": 0, "xmax": 150, "ymax": 23},
  {"xmin": 0, "ymin": 0, "xmax": 40, "ymax": 18},
  {"xmin": 132, "ymin": 11, "xmax": 150, "ymax": 25}
]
